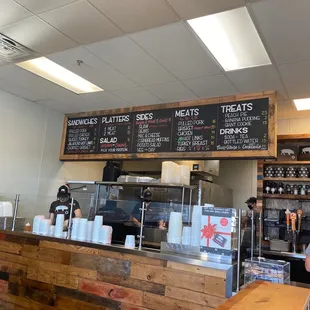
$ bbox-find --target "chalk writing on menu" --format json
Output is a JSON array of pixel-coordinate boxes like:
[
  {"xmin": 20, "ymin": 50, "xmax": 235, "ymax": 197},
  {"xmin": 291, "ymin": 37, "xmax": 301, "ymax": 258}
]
[
  {"xmin": 133, "ymin": 110, "xmax": 173, "ymax": 153},
  {"xmin": 172, "ymin": 105, "xmax": 218, "ymax": 152},
  {"xmin": 64, "ymin": 117, "xmax": 98, "ymax": 154},
  {"xmin": 98, "ymin": 114, "xmax": 132, "ymax": 153},
  {"xmin": 216, "ymin": 98, "xmax": 269, "ymax": 151}
]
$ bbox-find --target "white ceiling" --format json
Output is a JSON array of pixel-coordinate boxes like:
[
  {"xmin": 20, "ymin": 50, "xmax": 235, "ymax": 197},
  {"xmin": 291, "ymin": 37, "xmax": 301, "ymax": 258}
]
[{"xmin": 0, "ymin": 0, "xmax": 307, "ymax": 113}]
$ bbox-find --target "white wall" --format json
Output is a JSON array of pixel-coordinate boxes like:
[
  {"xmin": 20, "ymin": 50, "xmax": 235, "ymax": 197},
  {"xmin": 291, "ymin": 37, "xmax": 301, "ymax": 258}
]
[
  {"xmin": 0, "ymin": 90, "xmax": 106, "ymax": 221},
  {"xmin": 214, "ymin": 160, "xmax": 257, "ymax": 209}
]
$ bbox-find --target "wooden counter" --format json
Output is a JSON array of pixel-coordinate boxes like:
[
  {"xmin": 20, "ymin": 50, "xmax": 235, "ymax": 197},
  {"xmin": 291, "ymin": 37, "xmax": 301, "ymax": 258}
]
[
  {"xmin": 216, "ymin": 281, "xmax": 310, "ymax": 310},
  {"xmin": 0, "ymin": 230, "xmax": 232, "ymax": 310}
]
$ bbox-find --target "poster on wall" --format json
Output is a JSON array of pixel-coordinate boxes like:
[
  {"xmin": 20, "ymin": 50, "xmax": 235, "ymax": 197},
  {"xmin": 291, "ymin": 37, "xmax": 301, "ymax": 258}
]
[
  {"xmin": 298, "ymin": 145, "xmax": 310, "ymax": 161},
  {"xmin": 277, "ymin": 144, "xmax": 298, "ymax": 161},
  {"xmin": 200, "ymin": 207, "xmax": 233, "ymax": 256}
]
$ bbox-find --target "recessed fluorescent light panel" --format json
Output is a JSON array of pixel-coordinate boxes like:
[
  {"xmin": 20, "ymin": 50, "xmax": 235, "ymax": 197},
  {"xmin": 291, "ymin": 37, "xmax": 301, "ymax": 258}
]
[
  {"xmin": 293, "ymin": 98, "xmax": 310, "ymax": 111},
  {"xmin": 17, "ymin": 57, "xmax": 103, "ymax": 94},
  {"xmin": 188, "ymin": 7, "xmax": 271, "ymax": 71}
]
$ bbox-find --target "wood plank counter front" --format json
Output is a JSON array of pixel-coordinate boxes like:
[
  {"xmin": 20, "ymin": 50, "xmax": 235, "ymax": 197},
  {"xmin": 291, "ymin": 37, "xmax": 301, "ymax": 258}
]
[
  {"xmin": 216, "ymin": 281, "xmax": 310, "ymax": 310},
  {"xmin": 0, "ymin": 231, "xmax": 232, "ymax": 310}
]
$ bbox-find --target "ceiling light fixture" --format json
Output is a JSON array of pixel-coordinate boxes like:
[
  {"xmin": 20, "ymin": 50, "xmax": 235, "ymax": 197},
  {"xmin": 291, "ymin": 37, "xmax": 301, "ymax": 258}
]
[
  {"xmin": 187, "ymin": 7, "xmax": 271, "ymax": 71},
  {"xmin": 293, "ymin": 98, "xmax": 310, "ymax": 111},
  {"xmin": 17, "ymin": 57, "xmax": 103, "ymax": 94}
]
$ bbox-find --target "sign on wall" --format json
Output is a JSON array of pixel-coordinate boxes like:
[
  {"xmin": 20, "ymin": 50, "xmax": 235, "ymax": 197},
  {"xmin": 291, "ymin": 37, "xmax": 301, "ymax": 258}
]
[{"xmin": 60, "ymin": 91, "xmax": 277, "ymax": 160}]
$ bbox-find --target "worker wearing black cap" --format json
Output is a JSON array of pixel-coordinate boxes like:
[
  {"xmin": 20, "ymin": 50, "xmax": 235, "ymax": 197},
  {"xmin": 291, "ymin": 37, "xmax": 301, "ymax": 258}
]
[
  {"xmin": 245, "ymin": 197, "xmax": 259, "ymax": 213},
  {"xmin": 49, "ymin": 185, "xmax": 82, "ymax": 226}
]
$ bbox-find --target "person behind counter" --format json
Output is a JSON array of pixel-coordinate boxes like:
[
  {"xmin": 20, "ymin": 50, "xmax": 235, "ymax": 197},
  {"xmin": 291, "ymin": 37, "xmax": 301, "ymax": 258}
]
[
  {"xmin": 305, "ymin": 244, "xmax": 310, "ymax": 272},
  {"xmin": 49, "ymin": 185, "xmax": 82, "ymax": 227}
]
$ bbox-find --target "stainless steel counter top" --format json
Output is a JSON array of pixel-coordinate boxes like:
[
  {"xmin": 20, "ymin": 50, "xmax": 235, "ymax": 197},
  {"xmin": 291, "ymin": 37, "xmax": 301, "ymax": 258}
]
[
  {"xmin": 1, "ymin": 230, "xmax": 234, "ymax": 271},
  {"xmin": 258, "ymin": 249, "xmax": 306, "ymax": 259}
]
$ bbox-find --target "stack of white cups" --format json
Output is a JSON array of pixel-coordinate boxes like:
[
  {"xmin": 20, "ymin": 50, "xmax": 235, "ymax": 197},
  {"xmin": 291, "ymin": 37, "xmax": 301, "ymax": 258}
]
[
  {"xmin": 92, "ymin": 216, "xmax": 103, "ymax": 243},
  {"xmin": 99, "ymin": 225, "xmax": 113, "ymax": 245},
  {"xmin": 39, "ymin": 219, "xmax": 51, "ymax": 236},
  {"xmin": 86, "ymin": 221, "xmax": 94, "ymax": 242},
  {"xmin": 33, "ymin": 215, "xmax": 45, "ymax": 234},
  {"xmin": 71, "ymin": 218, "xmax": 80, "ymax": 240},
  {"xmin": 182, "ymin": 226, "xmax": 191, "ymax": 245},
  {"xmin": 55, "ymin": 214, "xmax": 65, "ymax": 238},
  {"xmin": 167, "ymin": 212, "xmax": 182, "ymax": 244},
  {"xmin": 49, "ymin": 226, "xmax": 56, "ymax": 237},
  {"xmin": 191, "ymin": 205, "xmax": 202, "ymax": 247},
  {"xmin": 77, "ymin": 219, "xmax": 88, "ymax": 242}
]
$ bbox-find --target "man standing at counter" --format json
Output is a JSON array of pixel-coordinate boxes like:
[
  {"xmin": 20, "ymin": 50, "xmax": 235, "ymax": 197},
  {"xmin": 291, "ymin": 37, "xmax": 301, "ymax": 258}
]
[{"xmin": 49, "ymin": 185, "xmax": 82, "ymax": 227}]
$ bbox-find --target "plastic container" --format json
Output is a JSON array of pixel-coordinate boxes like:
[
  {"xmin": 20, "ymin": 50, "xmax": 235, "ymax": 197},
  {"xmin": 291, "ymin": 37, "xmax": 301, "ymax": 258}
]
[
  {"xmin": 270, "ymin": 239, "xmax": 291, "ymax": 252},
  {"xmin": 244, "ymin": 257, "xmax": 290, "ymax": 285}
]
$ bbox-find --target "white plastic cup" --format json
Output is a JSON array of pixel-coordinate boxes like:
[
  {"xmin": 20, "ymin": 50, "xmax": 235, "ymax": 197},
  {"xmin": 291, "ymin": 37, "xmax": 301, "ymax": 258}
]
[
  {"xmin": 49, "ymin": 225, "xmax": 56, "ymax": 237},
  {"xmin": 71, "ymin": 218, "xmax": 81, "ymax": 240},
  {"xmin": 99, "ymin": 225, "xmax": 113, "ymax": 245},
  {"xmin": 86, "ymin": 221, "xmax": 94, "ymax": 242},
  {"xmin": 77, "ymin": 219, "xmax": 88, "ymax": 242},
  {"xmin": 32, "ymin": 215, "xmax": 45, "ymax": 234},
  {"xmin": 125, "ymin": 235, "xmax": 135, "ymax": 249},
  {"xmin": 39, "ymin": 219, "xmax": 51, "ymax": 236},
  {"xmin": 55, "ymin": 214, "xmax": 65, "ymax": 238},
  {"xmin": 92, "ymin": 216, "xmax": 103, "ymax": 243}
]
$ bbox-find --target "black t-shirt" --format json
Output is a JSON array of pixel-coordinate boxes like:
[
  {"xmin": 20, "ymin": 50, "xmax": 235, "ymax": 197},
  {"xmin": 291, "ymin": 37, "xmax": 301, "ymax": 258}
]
[{"xmin": 49, "ymin": 199, "xmax": 80, "ymax": 225}]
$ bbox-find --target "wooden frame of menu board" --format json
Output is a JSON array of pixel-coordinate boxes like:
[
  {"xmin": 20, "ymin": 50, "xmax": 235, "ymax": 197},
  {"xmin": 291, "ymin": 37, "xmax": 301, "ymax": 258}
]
[{"xmin": 60, "ymin": 90, "xmax": 277, "ymax": 161}]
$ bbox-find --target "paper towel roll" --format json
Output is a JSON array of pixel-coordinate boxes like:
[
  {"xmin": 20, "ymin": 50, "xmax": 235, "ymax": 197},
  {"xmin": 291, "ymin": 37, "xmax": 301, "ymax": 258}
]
[
  {"xmin": 99, "ymin": 225, "xmax": 113, "ymax": 245},
  {"xmin": 71, "ymin": 218, "xmax": 80, "ymax": 240},
  {"xmin": 86, "ymin": 221, "xmax": 94, "ymax": 242},
  {"xmin": 191, "ymin": 205, "xmax": 202, "ymax": 247},
  {"xmin": 32, "ymin": 215, "xmax": 45, "ymax": 234},
  {"xmin": 55, "ymin": 214, "xmax": 65, "ymax": 238},
  {"xmin": 77, "ymin": 219, "xmax": 88, "ymax": 242},
  {"xmin": 182, "ymin": 226, "xmax": 191, "ymax": 245},
  {"xmin": 92, "ymin": 216, "xmax": 103, "ymax": 243},
  {"xmin": 168, "ymin": 212, "xmax": 182, "ymax": 244},
  {"xmin": 39, "ymin": 219, "xmax": 51, "ymax": 236}
]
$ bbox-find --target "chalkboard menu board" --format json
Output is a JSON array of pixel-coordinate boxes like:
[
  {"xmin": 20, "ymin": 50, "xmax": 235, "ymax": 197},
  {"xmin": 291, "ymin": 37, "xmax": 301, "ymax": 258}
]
[
  {"xmin": 62, "ymin": 93, "xmax": 276, "ymax": 159},
  {"xmin": 172, "ymin": 105, "xmax": 218, "ymax": 152},
  {"xmin": 64, "ymin": 117, "xmax": 98, "ymax": 154},
  {"xmin": 216, "ymin": 98, "xmax": 269, "ymax": 151},
  {"xmin": 132, "ymin": 110, "xmax": 172, "ymax": 153},
  {"xmin": 98, "ymin": 113, "xmax": 132, "ymax": 153}
]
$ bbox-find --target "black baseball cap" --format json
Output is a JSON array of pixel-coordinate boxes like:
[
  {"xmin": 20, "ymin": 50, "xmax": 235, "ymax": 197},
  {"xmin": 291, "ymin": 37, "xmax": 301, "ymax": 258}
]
[
  {"xmin": 245, "ymin": 197, "xmax": 257, "ymax": 204},
  {"xmin": 57, "ymin": 185, "xmax": 70, "ymax": 198}
]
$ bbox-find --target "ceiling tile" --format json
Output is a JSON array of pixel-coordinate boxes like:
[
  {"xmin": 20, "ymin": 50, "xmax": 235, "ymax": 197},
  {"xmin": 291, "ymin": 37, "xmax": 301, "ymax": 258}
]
[
  {"xmin": 89, "ymin": 0, "xmax": 179, "ymax": 33},
  {"xmin": 182, "ymin": 75, "xmax": 237, "ymax": 98},
  {"xmin": 278, "ymin": 61, "xmax": 310, "ymax": 99},
  {"xmin": 226, "ymin": 65, "xmax": 288, "ymax": 99},
  {"xmin": 0, "ymin": 16, "xmax": 77, "ymax": 54},
  {"xmin": 0, "ymin": 65, "xmax": 76, "ymax": 100},
  {"xmin": 37, "ymin": 99, "xmax": 79, "ymax": 114},
  {"xmin": 40, "ymin": 1, "xmax": 123, "ymax": 44},
  {"xmin": 48, "ymin": 47, "xmax": 137, "ymax": 90},
  {"xmin": 0, "ymin": 77, "xmax": 48, "ymax": 102},
  {"xmin": 62, "ymin": 91, "xmax": 130, "ymax": 112},
  {"xmin": 14, "ymin": 0, "xmax": 78, "ymax": 14},
  {"xmin": 0, "ymin": 0, "xmax": 31, "ymax": 27},
  {"xmin": 167, "ymin": 0, "xmax": 245, "ymax": 20},
  {"xmin": 112, "ymin": 87, "xmax": 163, "ymax": 106},
  {"xmin": 86, "ymin": 36, "xmax": 176, "ymax": 85},
  {"xmin": 131, "ymin": 22, "xmax": 222, "ymax": 79},
  {"xmin": 145, "ymin": 81, "xmax": 198, "ymax": 102},
  {"xmin": 251, "ymin": 0, "xmax": 310, "ymax": 64}
]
